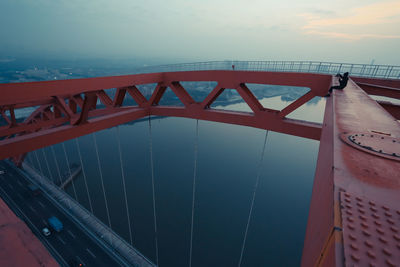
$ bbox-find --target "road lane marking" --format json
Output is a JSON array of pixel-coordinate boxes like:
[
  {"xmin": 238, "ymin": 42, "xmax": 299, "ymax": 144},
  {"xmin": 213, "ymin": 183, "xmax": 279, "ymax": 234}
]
[
  {"xmin": 86, "ymin": 248, "xmax": 96, "ymax": 258},
  {"xmin": 38, "ymin": 201, "xmax": 45, "ymax": 208},
  {"xmin": 67, "ymin": 230, "xmax": 76, "ymax": 239},
  {"xmin": 76, "ymin": 256, "xmax": 86, "ymax": 266},
  {"xmin": 56, "ymin": 236, "xmax": 66, "ymax": 245},
  {"xmin": 0, "ymin": 186, "xmax": 69, "ymax": 267},
  {"xmin": 28, "ymin": 205, "xmax": 37, "ymax": 213}
]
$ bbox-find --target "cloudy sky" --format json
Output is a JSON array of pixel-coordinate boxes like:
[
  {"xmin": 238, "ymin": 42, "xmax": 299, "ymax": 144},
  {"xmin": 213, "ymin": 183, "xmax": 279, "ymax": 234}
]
[{"xmin": 1, "ymin": 0, "xmax": 399, "ymax": 64}]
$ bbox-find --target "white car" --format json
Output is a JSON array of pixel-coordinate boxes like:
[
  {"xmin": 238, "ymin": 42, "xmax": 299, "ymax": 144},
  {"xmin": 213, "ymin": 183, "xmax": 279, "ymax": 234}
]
[{"xmin": 42, "ymin": 227, "xmax": 51, "ymax": 236}]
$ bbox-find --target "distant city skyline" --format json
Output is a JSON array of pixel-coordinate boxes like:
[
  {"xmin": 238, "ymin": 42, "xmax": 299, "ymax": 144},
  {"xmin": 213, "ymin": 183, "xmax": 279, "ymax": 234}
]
[{"xmin": 1, "ymin": 0, "xmax": 399, "ymax": 65}]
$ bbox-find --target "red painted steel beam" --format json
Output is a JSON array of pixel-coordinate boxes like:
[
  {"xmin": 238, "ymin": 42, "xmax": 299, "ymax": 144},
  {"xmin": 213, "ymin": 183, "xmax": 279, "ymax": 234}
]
[
  {"xmin": 352, "ymin": 76, "xmax": 400, "ymax": 89},
  {"xmin": 0, "ymin": 108, "xmax": 148, "ymax": 159},
  {"xmin": 301, "ymin": 78, "xmax": 400, "ymax": 266},
  {"xmin": 150, "ymin": 106, "xmax": 322, "ymax": 140},
  {"xmin": 0, "ymin": 71, "xmax": 331, "ymax": 106},
  {"xmin": 376, "ymin": 100, "xmax": 400, "ymax": 120},
  {"xmin": 356, "ymin": 82, "xmax": 400, "ymax": 100},
  {"xmin": 0, "ymin": 71, "xmax": 331, "ymax": 161}
]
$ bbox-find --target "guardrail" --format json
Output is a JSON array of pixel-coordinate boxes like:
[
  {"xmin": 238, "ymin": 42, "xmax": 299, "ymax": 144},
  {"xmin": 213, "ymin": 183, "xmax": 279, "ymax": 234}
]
[
  {"xmin": 18, "ymin": 162, "xmax": 155, "ymax": 267},
  {"xmin": 133, "ymin": 60, "xmax": 400, "ymax": 79}
]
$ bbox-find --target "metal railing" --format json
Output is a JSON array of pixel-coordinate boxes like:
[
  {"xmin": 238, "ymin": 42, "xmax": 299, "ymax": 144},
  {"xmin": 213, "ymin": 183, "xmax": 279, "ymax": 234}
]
[
  {"xmin": 133, "ymin": 60, "xmax": 400, "ymax": 79},
  {"xmin": 18, "ymin": 162, "xmax": 155, "ymax": 267}
]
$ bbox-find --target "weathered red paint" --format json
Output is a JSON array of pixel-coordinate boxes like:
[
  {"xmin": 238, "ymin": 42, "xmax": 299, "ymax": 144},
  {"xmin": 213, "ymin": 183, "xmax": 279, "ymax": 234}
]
[
  {"xmin": 0, "ymin": 71, "xmax": 331, "ymax": 160},
  {"xmin": 302, "ymin": 77, "xmax": 400, "ymax": 266},
  {"xmin": 1, "ymin": 71, "xmax": 399, "ymax": 266}
]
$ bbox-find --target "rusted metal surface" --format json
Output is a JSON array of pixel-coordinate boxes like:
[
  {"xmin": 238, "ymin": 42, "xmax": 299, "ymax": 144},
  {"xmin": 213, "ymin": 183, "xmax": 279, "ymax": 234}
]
[
  {"xmin": 302, "ymin": 77, "xmax": 400, "ymax": 267},
  {"xmin": 0, "ymin": 71, "xmax": 331, "ymax": 160},
  {"xmin": 340, "ymin": 191, "xmax": 400, "ymax": 267}
]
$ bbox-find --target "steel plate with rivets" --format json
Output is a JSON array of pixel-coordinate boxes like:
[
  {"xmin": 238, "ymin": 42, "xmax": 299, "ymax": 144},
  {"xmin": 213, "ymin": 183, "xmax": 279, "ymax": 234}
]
[
  {"xmin": 340, "ymin": 191, "xmax": 400, "ymax": 267},
  {"xmin": 340, "ymin": 132, "xmax": 400, "ymax": 162}
]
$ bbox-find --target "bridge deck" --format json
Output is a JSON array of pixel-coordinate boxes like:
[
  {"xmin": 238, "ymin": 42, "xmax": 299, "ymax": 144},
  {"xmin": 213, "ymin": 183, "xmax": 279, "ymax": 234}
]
[
  {"xmin": 0, "ymin": 189, "xmax": 58, "ymax": 267},
  {"xmin": 302, "ymin": 78, "xmax": 400, "ymax": 266}
]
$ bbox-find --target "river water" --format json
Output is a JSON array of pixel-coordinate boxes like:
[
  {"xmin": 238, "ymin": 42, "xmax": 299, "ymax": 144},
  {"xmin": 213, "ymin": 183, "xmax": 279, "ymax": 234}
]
[{"xmin": 26, "ymin": 88, "xmax": 326, "ymax": 266}]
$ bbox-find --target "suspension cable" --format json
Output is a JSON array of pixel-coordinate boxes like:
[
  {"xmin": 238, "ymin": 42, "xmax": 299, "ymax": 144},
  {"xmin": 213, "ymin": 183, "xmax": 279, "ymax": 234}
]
[
  {"xmin": 33, "ymin": 150, "xmax": 44, "ymax": 175},
  {"xmin": 75, "ymin": 138, "xmax": 94, "ymax": 214},
  {"xmin": 92, "ymin": 133, "xmax": 113, "ymax": 229},
  {"xmin": 51, "ymin": 146, "xmax": 63, "ymax": 186},
  {"xmin": 148, "ymin": 116, "xmax": 159, "ymax": 266},
  {"xmin": 189, "ymin": 119, "xmax": 199, "ymax": 267},
  {"xmin": 62, "ymin": 143, "xmax": 78, "ymax": 201},
  {"xmin": 115, "ymin": 126, "xmax": 134, "ymax": 245},
  {"xmin": 41, "ymin": 148, "xmax": 53, "ymax": 183},
  {"xmin": 238, "ymin": 130, "xmax": 269, "ymax": 267}
]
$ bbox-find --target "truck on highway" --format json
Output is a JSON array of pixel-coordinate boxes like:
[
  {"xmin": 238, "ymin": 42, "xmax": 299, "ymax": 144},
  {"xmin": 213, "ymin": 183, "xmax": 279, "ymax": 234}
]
[{"xmin": 48, "ymin": 216, "xmax": 63, "ymax": 232}]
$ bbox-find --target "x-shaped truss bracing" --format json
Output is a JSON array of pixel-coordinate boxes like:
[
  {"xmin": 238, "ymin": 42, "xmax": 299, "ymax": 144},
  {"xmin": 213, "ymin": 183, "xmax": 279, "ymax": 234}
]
[{"xmin": 0, "ymin": 70, "xmax": 333, "ymax": 165}]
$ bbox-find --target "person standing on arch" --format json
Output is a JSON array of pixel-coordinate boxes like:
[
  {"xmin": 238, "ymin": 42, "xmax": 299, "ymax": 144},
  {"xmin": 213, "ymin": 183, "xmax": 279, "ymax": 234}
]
[{"xmin": 326, "ymin": 72, "xmax": 349, "ymax": 97}]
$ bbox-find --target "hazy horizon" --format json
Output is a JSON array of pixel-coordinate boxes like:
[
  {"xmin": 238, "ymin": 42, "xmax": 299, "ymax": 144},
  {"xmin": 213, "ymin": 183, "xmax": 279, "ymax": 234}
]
[{"xmin": 1, "ymin": 0, "xmax": 400, "ymax": 65}]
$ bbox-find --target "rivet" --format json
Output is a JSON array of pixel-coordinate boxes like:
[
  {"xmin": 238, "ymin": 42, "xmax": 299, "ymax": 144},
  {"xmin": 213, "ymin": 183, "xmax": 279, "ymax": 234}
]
[
  {"xmin": 358, "ymin": 208, "xmax": 365, "ymax": 214},
  {"xmin": 369, "ymin": 201, "xmax": 376, "ymax": 206},
  {"xmin": 383, "ymin": 248, "xmax": 392, "ymax": 256},
  {"xmin": 372, "ymin": 213, "xmax": 380, "ymax": 219},
  {"xmin": 386, "ymin": 259, "xmax": 396, "ymax": 267},
  {"xmin": 364, "ymin": 240, "xmax": 373, "ymax": 247},
  {"xmin": 374, "ymin": 220, "xmax": 382, "ymax": 226},
  {"xmin": 363, "ymin": 230, "xmax": 371, "ymax": 236},
  {"xmin": 344, "ymin": 192, "xmax": 351, "ymax": 198},
  {"xmin": 387, "ymin": 218, "xmax": 395, "ymax": 224},
  {"xmin": 371, "ymin": 135, "xmax": 374, "ymax": 137},
  {"xmin": 379, "ymin": 236, "xmax": 388, "ymax": 243},
  {"xmin": 366, "ymin": 250, "xmax": 376, "ymax": 259},
  {"xmin": 347, "ymin": 217, "xmax": 355, "ymax": 223},
  {"xmin": 346, "ymin": 204, "xmax": 352, "ymax": 209},
  {"xmin": 351, "ymin": 254, "xmax": 360, "ymax": 262},
  {"xmin": 376, "ymin": 228, "xmax": 385, "ymax": 234},
  {"xmin": 357, "ymin": 202, "xmax": 364, "ymax": 207},
  {"xmin": 349, "ymin": 233, "xmax": 357, "ymax": 240},
  {"xmin": 346, "ymin": 210, "xmax": 353, "ymax": 215},
  {"xmin": 359, "ymin": 215, "xmax": 367, "ymax": 221},
  {"xmin": 370, "ymin": 206, "xmax": 378, "ymax": 212},
  {"xmin": 382, "ymin": 205, "xmax": 390, "ymax": 211},
  {"xmin": 396, "ymin": 210, "xmax": 400, "ymax": 215},
  {"xmin": 381, "ymin": 137, "xmax": 384, "ymax": 139},
  {"xmin": 345, "ymin": 198, "xmax": 351, "ymax": 203},
  {"xmin": 349, "ymin": 224, "xmax": 355, "ymax": 230},
  {"xmin": 393, "ymin": 234, "xmax": 400, "ymax": 241},
  {"xmin": 390, "ymin": 226, "xmax": 399, "ymax": 233},
  {"xmin": 393, "ymin": 140, "xmax": 396, "ymax": 143},
  {"xmin": 356, "ymin": 197, "xmax": 363, "ymax": 202},
  {"xmin": 361, "ymin": 134, "xmax": 364, "ymax": 136},
  {"xmin": 385, "ymin": 212, "xmax": 392, "ymax": 217},
  {"xmin": 361, "ymin": 222, "xmax": 368, "ymax": 228},
  {"xmin": 350, "ymin": 243, "xmax": 358, "ymax": 250}
]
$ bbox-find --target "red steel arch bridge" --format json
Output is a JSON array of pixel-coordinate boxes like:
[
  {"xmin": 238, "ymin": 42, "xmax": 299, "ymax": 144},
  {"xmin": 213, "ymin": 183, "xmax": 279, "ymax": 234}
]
[{"xmin": 0, "ymin": 60, "xmax": 400, "ymax": 266}]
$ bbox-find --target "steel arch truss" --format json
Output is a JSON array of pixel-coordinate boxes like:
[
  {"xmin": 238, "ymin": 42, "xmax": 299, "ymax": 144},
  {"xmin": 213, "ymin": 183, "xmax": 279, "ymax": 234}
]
[{"xmin": 0, "ymin": 70, "xmax": 333, "ymax": 163}]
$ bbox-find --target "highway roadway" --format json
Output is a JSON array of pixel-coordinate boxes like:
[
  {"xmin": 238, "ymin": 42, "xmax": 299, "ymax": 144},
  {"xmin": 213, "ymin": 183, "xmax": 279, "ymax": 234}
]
[{"xmin": 0, "ymin": 161, "xmax": 125, "ymax": 267}]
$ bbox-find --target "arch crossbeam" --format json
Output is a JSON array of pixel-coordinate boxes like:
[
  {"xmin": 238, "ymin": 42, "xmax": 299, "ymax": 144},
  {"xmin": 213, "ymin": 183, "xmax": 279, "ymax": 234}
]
[{"xmin": 0, "ymin": 70, "xmax": 332, "ymax": 163}]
